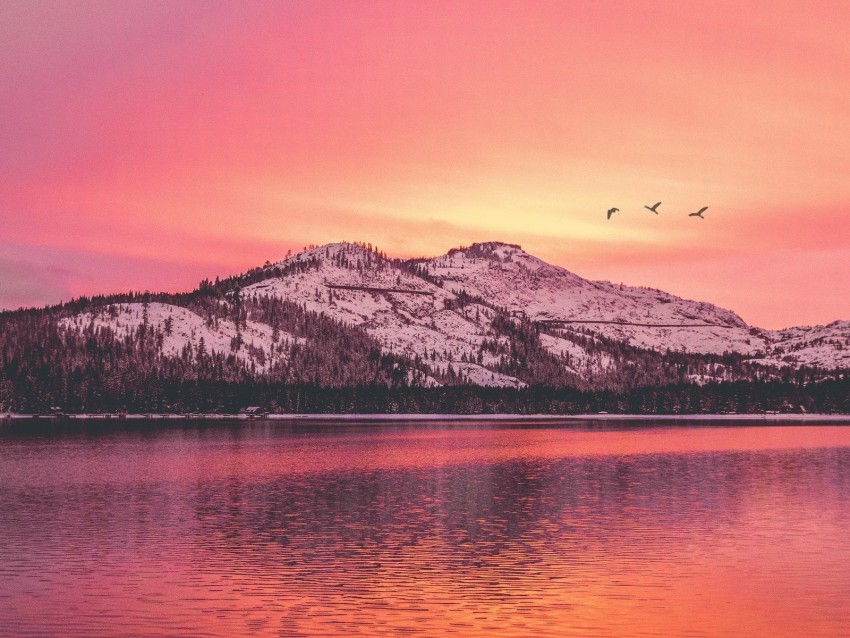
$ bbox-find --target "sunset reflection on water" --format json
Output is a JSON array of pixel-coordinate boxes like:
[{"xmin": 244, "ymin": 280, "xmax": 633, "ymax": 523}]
[{"xmin": 2, "ymin": 421, "xmax": 849, "ymax": 636}]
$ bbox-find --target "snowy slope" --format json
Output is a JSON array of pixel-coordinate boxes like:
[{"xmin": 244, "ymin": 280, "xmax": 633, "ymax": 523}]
[
  {"xmin": 61, "ymin": 302, "xmax": 300, "ymax": 374},
  {"xmin": 421, "ymin": 242, "xmax": 767, "ymax": 355},
  {"xmin": 57, "ymin": 241, "xmax": 850, "ymax": 385},
  {"xmin": 242, "ymin": 243, "xmax": 526, "ymax": 386},
  {"xmin": 762, "ymin": 321, "xmax": 850, "ymax": 369}
]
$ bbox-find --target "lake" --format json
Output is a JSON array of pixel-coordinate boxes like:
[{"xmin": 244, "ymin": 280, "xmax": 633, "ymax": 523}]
[{"xmin": 2, "ymin": 418, "xmax": 850, "ymax": 637}]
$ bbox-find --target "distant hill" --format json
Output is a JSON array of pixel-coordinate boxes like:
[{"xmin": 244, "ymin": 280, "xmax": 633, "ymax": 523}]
[{"xmin": 1, "ymin": 241, "xmax": 848, "ymax": 413}]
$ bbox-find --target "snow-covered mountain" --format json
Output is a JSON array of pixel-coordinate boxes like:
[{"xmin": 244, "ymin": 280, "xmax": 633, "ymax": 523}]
[
  {"xmin": 48, "ymin": 241, "xmax": 849, "ymax": 391},
  {"xmin": 762, "ymin": 321, "xmax": 850, "ymax": 369},
  {"xmin": 420, "ymin": 242, "xmax": 759, "ymax": 355}
]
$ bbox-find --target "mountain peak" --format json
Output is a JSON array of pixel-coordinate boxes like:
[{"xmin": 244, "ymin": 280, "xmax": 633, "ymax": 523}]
[
  {"xmin": 468, "ymin": 241, "xmax": 524, "ymax": 252},
  {"xmin": 446, "ymin": 241, "xmax": 525, "ymax": 259},
  {"xmin": 273, "ymin": 241, "xmax": 388, "ymax": 268}
]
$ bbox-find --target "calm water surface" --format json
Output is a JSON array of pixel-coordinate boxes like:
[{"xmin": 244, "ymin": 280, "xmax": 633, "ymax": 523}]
[{"xmin": 2, "ymin": 419, "xmax": 850, "ymax": 637}]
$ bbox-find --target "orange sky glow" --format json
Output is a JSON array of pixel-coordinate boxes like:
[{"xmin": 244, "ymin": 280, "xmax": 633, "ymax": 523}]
[{"xmin": 2, "ymin": 1, "xmax": 850, "ymax": 328}]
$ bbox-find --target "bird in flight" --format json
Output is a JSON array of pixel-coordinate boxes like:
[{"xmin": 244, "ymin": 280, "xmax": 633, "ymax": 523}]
[
  {"xmin": 644, "ymin": 202, "xmax": 661, "ymax": 214},
  {"xmin": 607, "ymin": 207, "xmax": 619, "ymax": 219},
  {"xmin": 689, "ymin": 206, "xmax": 708, "ymax": 219}
]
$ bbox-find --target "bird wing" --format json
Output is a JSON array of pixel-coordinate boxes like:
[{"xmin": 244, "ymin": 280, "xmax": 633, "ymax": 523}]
[
  {"xmin": 698, "ymin": 206, "xmax": 708, "ymax": 213},
  {"xmin": 653, "ymin": 202, "xmax": 661, "ymax": 208}
]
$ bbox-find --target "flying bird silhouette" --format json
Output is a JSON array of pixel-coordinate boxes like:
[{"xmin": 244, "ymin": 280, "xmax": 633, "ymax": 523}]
[
  {"xmin": 607, "ymin": 207, "xmax": 619, "ymax": 219},
  {"xmin": 689, "ymin": 206, "xmax": 708, "ymax": 219},
  {"xmin": 644, "ymin": 202, "xmax": 661, "ymax": 214}
]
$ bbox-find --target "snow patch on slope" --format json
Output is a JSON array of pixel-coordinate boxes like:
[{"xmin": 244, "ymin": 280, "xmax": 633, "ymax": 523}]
[
  {"xmin": 60, "ymin": 303, "xmax": 299, "ymax": 373},
  {"xmin": 242, "ymin": 242, "xmax": 527, "ymax": 387},
  {"xmin": 422, "ymin": 243, "xmax": 766, "ymax": 356},
  {"xmin": 762, "ymin": 320, "xmax": 850, "ymax": 368}
]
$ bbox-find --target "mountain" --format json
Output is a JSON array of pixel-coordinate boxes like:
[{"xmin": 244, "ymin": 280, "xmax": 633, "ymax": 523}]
[
  {"xmin": 1, "ymin": 240, "xmax": 848, "ymax": 413},
  {"xmin": 241, "ymin": 241, "xmax": 849, "ymax": 377}
]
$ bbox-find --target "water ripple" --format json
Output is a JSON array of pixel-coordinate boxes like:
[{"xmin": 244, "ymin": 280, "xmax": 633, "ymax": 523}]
[{"xmin": 1, "ymin": 422, "xmax": 850, "ymax": 636}]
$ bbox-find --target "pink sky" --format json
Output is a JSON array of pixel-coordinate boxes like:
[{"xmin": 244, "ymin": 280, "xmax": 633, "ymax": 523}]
[{"xmin": 2, "ymin": 1, "xmax": 849, "ymax": 328}]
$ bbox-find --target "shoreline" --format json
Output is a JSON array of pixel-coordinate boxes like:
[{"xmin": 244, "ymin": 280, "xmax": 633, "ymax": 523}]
[{"xmin": 3, "ymin": 412, "xmax": 850, "ymax": 422}]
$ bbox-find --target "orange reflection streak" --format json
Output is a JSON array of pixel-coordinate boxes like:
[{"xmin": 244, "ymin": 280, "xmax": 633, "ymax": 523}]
[{"xmin": 8, "ymin": 423, "xmax": 850, "ymax": 486}]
